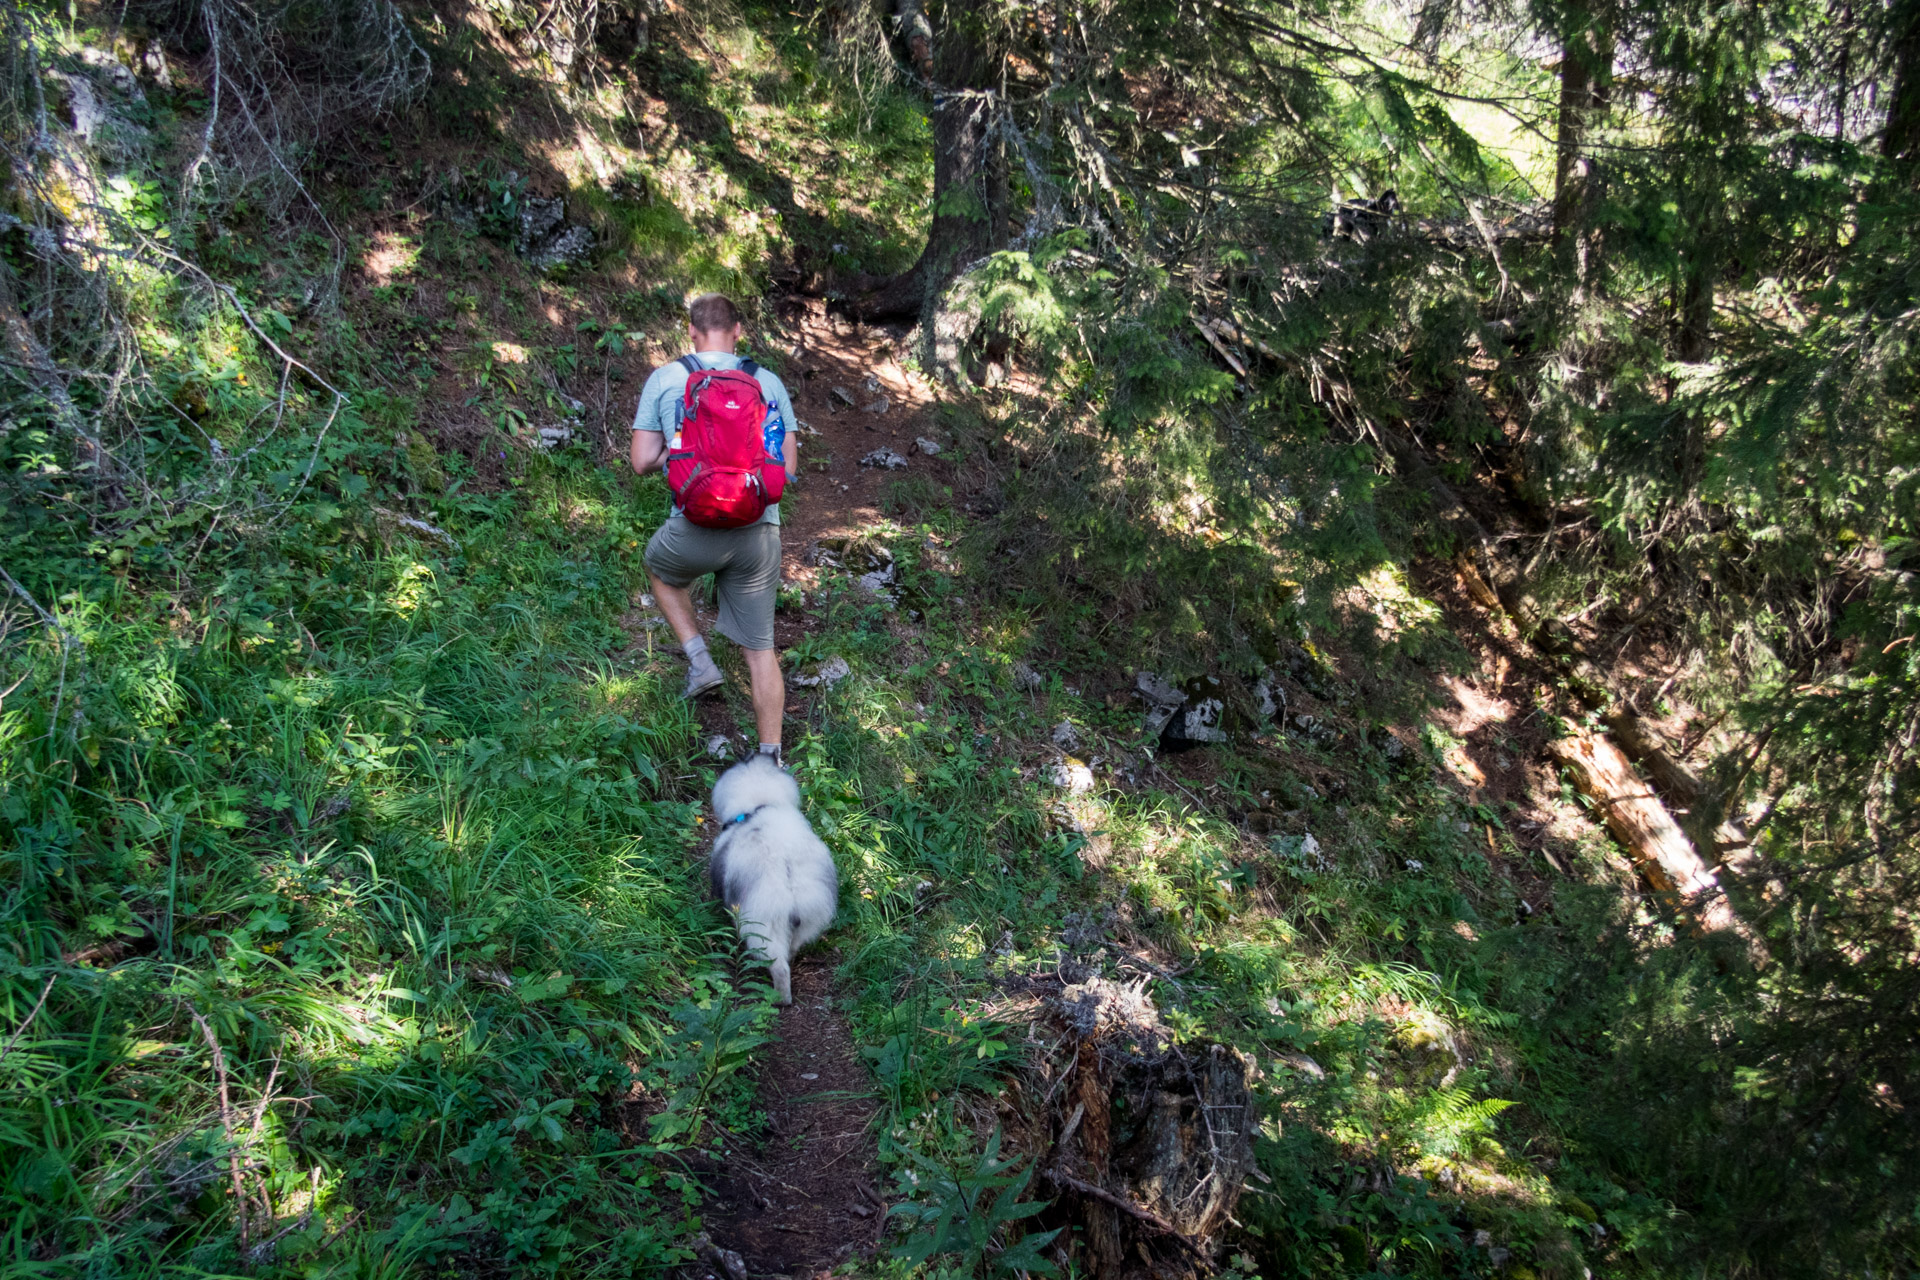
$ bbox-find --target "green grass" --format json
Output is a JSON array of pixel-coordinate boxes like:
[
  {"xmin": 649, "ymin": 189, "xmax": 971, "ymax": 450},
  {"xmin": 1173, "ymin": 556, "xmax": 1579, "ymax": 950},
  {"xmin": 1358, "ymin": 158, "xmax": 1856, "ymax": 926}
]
[
  {"xmin": 744, "ymin": 510, "xmax": 1619, "ymax": 1279},
  {"xmin": 6, "ymin": 0, "xmax": 1870, "ymax": 1275},
  {"xmin": 0, "ymin": 436, "xmax": 774, "ymax": 1271}
]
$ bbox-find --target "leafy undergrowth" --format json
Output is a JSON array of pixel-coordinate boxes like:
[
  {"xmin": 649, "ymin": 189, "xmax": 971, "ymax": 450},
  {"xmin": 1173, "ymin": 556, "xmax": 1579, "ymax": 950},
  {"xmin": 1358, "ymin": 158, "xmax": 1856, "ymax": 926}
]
[
  {"xmin": 772, "ymin": 502, "xmax": 1634, "ymax": 1280},
  {"xmin": 1, "ymin": 435, "xmax": 779, "ymax": 1270},
  {"xmin": 4, "ymin": 0, "xmax": 1871, "ymax": 1277},
  {"xmin": 1, "ymin": 0, "xmax": 924, "ymax": 1271}
]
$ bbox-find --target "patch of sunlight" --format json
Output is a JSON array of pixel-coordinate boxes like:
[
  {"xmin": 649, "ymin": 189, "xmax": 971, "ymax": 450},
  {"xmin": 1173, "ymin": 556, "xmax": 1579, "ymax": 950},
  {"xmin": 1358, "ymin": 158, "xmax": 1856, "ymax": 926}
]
[
  {"xmin": 555, "ymin": 492, "xmax": 607, "ymax": 535},
  {"xmin": 925, "ymin": 916, "xmax": 988, "ymax": 964},
  {"xmin": 1448, "ymin": 98, "xmax": 1553, "ymax": 194},
  {"xmin": 127, "ymin": 653, "xmax": 186, "ymax": 731},
  {"xmin": 1436, "ymin": 674, "xmax": 1512, "ymax": 735},
  {"xmin": 1343, "ymin": 562, "xmax": 1443, "ymax": 643},
  {"xmin": 362, "ymin": 230, "xmax": 420, "ymax": 285},
  {"xmin": 1424, "ymin": 720, "xmax": 1488, "ymax": 788},
  {"xmin": 387, "ymin": 562, "xmax": 436, "ymax": 617},
  {"xmin": 588, "ymin": 672, "xmax": 654, "ymax": 709},
  {"xmin": 491, "ymin": 341, "xmax": 530, "ymax": 364}
]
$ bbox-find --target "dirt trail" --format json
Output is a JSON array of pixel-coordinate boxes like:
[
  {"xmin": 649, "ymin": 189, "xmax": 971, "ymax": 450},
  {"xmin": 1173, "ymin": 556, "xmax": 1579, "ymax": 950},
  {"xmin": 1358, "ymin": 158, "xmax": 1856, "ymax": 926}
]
[
  {"xmin": 622, "ymin": 299, "xmax": 940, "ymax": 1279},
  {"xmin": 769, "ymin": 298, "xmax": 941, "ymax": 593},
  {"xmin": 696, "ymin": 953, "xmax": 888, "ymax": 1279}
]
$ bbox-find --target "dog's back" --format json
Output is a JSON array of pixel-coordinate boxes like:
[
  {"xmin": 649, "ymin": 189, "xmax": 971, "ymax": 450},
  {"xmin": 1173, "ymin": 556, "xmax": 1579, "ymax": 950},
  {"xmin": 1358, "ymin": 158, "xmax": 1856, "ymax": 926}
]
[{"xmin": 708, "ymin": 756, "xmax": 838, "ymax": 1003}]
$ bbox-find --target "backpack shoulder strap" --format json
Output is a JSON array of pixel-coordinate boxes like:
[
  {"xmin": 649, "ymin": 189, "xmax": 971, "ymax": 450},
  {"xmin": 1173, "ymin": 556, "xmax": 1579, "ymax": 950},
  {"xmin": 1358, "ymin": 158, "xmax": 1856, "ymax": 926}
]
[
  {"xmin": 676, "ymin": 354, "xmax": 701, "ymax": 376},
  {"xmin": 737, "ymin": 359, "xmax": 759, "ymax": 377}
]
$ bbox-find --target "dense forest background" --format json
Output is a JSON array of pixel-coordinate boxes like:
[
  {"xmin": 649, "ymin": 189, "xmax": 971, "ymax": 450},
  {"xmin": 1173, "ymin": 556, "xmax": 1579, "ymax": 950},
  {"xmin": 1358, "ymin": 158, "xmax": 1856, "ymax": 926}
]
[{"xmin": 2, "ymin": 0, "xmax": 1917, "ymax": 1275}]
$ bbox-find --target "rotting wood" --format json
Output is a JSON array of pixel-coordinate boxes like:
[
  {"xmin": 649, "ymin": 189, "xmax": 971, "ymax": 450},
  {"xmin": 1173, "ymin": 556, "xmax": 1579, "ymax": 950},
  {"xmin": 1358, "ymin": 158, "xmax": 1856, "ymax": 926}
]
[
  {"xmin": 894, "ymin": 0, "xmax": 933, "ymax": 80},
  {"xmin": 1365, "ymin": 429, "xmax": 1770, "ymax": 949},
  {"xmin": 1550, "ymin": 731, "xmax": 1746, "ymax": 939},
  {"xmin": 1042, "ymin": 1169, "xmax": 1213, "ymax": 1268}
]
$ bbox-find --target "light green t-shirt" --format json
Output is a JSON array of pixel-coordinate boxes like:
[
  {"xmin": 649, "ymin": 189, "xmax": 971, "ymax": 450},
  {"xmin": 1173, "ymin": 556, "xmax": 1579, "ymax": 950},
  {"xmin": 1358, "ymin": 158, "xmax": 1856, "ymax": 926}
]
[{"xmin": 633, "ymin": 351, "xmax": 796, "ymax": 527}]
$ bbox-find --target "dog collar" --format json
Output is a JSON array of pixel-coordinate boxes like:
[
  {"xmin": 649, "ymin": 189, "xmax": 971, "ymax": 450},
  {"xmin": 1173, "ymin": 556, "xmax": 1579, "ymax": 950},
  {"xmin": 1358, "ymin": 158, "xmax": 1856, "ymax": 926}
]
[{"xmin": 727, "ymin": 804, "xmax": 768, "ymax": 826}]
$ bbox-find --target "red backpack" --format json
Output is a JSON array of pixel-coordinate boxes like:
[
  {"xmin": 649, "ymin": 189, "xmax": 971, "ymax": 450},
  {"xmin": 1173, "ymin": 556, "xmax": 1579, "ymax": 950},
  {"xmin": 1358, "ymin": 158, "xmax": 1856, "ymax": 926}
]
[{"xmin": 665, "ymin": 356, "xmax": 787, "ymax": 528}]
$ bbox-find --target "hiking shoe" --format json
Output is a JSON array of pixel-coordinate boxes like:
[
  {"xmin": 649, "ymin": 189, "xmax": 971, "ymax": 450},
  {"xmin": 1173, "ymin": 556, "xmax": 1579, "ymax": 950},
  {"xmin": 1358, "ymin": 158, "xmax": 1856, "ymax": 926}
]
[{"xmin": 683, "ymin": 662, "xmax": 725, "ymax": 699}]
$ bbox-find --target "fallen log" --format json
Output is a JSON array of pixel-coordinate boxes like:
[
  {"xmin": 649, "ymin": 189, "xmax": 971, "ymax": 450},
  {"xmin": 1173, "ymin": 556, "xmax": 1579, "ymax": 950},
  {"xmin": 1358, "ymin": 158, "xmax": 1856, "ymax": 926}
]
[
  {"xmin": 1549, "ymin": 731, "xmax": 1746, "ymax": 939},
  {"xmin": 1189, "ymin": 335, "xmax": 1758, "ymax": 932}
]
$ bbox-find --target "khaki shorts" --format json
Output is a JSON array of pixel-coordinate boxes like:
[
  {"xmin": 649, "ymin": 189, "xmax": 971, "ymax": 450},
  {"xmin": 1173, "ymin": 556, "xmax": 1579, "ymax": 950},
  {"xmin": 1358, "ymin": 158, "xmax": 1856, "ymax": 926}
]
[{"xmin": 643, "ymin": 516, "xmax": 781, "ymax": 651}]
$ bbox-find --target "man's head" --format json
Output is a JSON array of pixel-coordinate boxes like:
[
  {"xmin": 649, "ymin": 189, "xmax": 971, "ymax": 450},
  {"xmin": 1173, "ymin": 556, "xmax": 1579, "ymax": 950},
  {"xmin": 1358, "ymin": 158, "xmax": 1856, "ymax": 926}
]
[{"xmin": 687, "ymin": 293, "xmax": 743, "ymax": 353}]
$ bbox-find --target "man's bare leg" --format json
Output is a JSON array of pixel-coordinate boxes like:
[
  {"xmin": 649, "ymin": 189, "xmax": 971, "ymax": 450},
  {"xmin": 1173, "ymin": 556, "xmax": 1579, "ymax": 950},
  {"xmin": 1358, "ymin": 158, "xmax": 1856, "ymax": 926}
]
[
  {"xmin": 649, "ymin": 572, "xmax": 725, "ymax": 696},
  {"xmin": 743, "ymin": 647, "xmax": 784, "ymax": 750},
  {"xmin": 648, "ymin": 573, "xmax": 700, "ymax": 644}
]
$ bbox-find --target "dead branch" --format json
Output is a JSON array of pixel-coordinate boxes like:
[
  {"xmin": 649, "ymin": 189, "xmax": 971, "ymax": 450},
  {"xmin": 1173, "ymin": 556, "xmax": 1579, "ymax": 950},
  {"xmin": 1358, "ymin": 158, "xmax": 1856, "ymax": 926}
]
[
  {"xmin": 0, "ymin": 262, "xmax": 120, "ymax": 482},
  {"xmin": 0, "ymin": 564, "xmax": 78, "ymax": 741},
  {"xmin": 189, "ymin": 1008, "xmax": 249, "ymax": 1254},
  {"xmin": 1043, "ymin": 1168, "xmax": 1213, "ymax": 1268},
  {"xmin": 371, "ymin": 507, "xmax": 458, "ymax": 548},
  {"xmin": 181, "ymin": 2, "xmax": 223, "ymax": 209},
  {"xmin": 0, "ymin": 974, "xmax": 58, "ymax": 1064}
]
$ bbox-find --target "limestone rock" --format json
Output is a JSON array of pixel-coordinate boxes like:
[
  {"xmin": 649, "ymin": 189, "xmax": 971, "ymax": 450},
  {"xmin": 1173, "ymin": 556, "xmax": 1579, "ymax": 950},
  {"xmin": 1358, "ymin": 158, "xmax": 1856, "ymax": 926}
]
[
  {"xmin": 1047, "ymin": 757, "xmax": 1095, "ymax": 794},
  {"xmin": 790, "ymin": 655, "xmax": 851, "ymax": 688}
]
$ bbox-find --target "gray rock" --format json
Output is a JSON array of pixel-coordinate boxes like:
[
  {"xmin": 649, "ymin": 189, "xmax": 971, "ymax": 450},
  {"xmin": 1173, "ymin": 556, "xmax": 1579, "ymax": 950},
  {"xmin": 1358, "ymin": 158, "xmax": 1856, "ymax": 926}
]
[
  {"xmin": 863, "ymin": 373, "xmax": 882, "ymax": 392},
  {"xmin": 1012, "ymin": 662, "xmax": 1044, "ymax": 691},
  {"xmin": 140, "ymin": 45, "xmax": 172, "ymax": 87},
  {"xmin": 830, "ymin": 386, "xmax": 856, "ymax": 407},
  {"xmin": 78, "ymin": 48, "xmax": 143, "ymax": 98},
  {"xmin": 1136, "ymin": 670, "xmax": 1188, "ymax": 735},
  {"xmin": 1051, "ymin": 721, "xmax": 1079, "ymax": 749},
  {"xmin": 791, "ymin": 655, "xmax": 851, "ymax": 688},
  {"xmin": 1276, "ymin": 1052, "xmax": 1326, "ymax": 1079},
  {"xmin": 913, "ymin": 436, "xmax": 942, "ymax": 456},
  {"xmin": 1047, "ymin": 757, "xmax": 1095, "ymax": 794},
  {"xmin": 1172, "ymin": 698, "xmax": 1228, "ymax": 744},
  {"xmin": 861, "ymin": 396, "xmax": 891, "ymax": 415},
  {"xmin": 692, "ymin": 1235, "xmax": 748, "ymax": 1280},
  {"xmin": 860, "ymin": 448, "xmax": 908, "ymax": 470},
  {"xmin": 514, "ymin": 195, "xmax": 595, "ymax": 272},
  {"xmin": 48, "ymin": 72, "xmax": 106, "ymax": 139},
  {"xmin": 1253, "ymin": 669, "xmax": 1283, "ymax": 720},
  {"xmin": 705, "ymin": 735, "xmax": 732, "ymax": 760},
  {"xmin": 526, "ymin": 224, "xmax": 594, "ymax": 272},
  {"xmin": 857, "ymin": 561, "xmax": 896, "ymax": 593},
  {"xmin": 1136, "ymin": 670, "xmax": 1187, "ymax": 708}
]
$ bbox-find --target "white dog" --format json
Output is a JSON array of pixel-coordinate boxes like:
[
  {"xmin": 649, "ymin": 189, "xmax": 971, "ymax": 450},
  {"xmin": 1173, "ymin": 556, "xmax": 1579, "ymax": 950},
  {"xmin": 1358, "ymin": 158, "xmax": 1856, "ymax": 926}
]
[{"xmin": 708, "ymin": 755, "xmax": 838, "ymax": 1004}]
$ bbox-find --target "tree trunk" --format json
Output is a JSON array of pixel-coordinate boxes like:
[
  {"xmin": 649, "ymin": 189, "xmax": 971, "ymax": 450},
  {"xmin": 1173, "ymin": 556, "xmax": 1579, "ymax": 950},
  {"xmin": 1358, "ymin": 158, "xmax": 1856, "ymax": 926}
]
[
  {"xmin": 851, "ymin": 0, "xmax": 1005, "ymax": 322},
  {"xmin": 0, "ymin": 262, "xmax": 118, "ymax": 487},
  {"xmin": 1551, "ymin": 0, "xmax": 1612, "ymax": 289},
  {"xmin": 1884, "ymin": 0, "xmax": 1920, "ymax": 165},
  {"xmin": 1676, "ymin": 263, "xmax": 1713, "ymax": 361}
]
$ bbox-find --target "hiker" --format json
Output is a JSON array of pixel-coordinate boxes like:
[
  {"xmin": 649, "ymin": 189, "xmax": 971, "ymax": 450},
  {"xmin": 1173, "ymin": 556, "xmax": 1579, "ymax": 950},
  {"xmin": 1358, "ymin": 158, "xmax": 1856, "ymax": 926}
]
[{"xmin": 630, "ymin": 292, "xmax": 799, "ymax": 764}]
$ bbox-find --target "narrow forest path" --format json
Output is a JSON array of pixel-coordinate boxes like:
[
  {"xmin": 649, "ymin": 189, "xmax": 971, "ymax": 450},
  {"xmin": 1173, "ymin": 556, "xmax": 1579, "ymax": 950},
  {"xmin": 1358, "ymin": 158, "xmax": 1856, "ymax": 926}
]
[
  {"xmin": 769, "ymin": 297, "xmax": 942, "ymax": 590},
  {"xmin": 695, "ymin": 955, "xmax": 888, "ymax": 1279},
  {"xmin": 623, "ymin": 298, "xmax": 944, "ymax": 1280}
]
